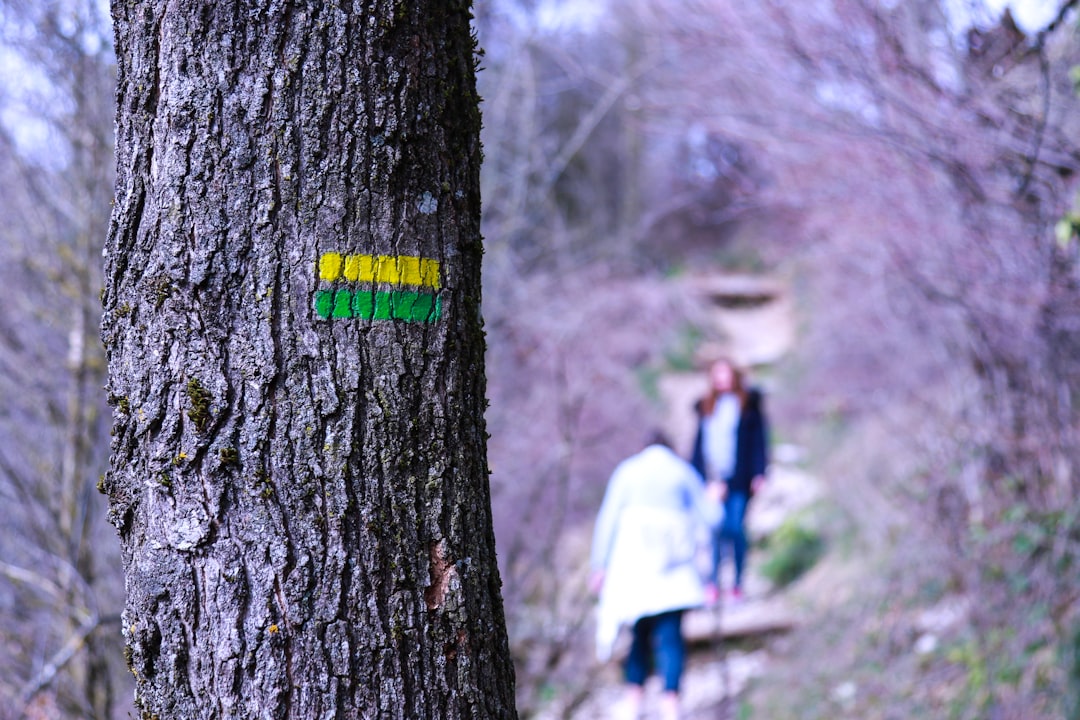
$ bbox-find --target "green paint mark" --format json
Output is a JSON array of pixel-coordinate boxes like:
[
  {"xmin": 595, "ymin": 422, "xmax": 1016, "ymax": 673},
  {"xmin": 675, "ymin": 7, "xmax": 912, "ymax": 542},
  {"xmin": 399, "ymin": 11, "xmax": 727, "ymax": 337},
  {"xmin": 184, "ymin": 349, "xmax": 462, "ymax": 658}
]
[
  {"xmin": 315, "ymin": 290, "xmax": 334, "ymax": 318},
  {"xmin": 373, "ymin": 291, "xmax": 393, "ymax": 320},
  {"xmin": 395, "ymin": 290, "xmax": 442, "ymax": 322},
  {"xmin": 332, "ymin": 290, "xmax": 352, "ymax": 318},
  {"xmin": 315, "ymin": 289, "xmax": 442, "ymax": 323},
  {"xmin": 396, "ymin": 292, "xmax": 418, "ymax": 318},
  {"xmin": 352, "ymin": 290, "xmax": 374, "ymax": 319},
  {"xmin": 404, "ymin": 291, "xmax": 438, "ymax": 322}
]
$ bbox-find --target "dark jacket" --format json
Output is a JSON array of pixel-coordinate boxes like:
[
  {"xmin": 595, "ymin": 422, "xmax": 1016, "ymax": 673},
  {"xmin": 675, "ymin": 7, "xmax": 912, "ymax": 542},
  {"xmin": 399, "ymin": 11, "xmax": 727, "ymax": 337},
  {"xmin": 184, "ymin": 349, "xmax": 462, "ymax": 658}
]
[{"xmin": 690, "ymin": 388, "xmax": 769, "ymax": 496}]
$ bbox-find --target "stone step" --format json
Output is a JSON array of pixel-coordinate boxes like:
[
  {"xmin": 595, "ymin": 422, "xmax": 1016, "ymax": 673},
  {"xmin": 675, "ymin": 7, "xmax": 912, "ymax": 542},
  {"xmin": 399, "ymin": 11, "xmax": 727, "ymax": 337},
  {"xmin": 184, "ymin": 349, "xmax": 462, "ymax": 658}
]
[{"xmin": 683, "ymin": 599, "xmax": 800, "ymax": 645}]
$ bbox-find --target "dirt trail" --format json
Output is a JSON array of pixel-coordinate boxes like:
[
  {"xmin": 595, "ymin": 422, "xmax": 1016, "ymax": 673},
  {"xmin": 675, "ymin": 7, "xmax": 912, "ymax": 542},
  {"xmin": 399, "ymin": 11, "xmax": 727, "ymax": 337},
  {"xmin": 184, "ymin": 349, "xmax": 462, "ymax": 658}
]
[{"xmin": 542, "ymin": 273, "xmax": 825, "ymax": 719}]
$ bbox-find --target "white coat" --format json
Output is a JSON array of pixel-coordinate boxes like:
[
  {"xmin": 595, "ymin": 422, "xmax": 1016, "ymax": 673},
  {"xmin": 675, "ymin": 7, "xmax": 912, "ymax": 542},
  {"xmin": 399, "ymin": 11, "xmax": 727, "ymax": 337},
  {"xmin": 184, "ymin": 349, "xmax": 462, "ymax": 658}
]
[{"xmin": 591, "ymin": 444, "xmax": 722, "ymax": 660}]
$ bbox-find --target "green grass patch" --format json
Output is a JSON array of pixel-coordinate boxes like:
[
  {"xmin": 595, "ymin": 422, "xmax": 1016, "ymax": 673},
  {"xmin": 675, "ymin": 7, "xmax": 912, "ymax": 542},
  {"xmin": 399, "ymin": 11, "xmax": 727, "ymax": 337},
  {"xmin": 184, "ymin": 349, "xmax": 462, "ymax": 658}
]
[{"xmin": 759, "ymin": 516, "xmax": 825, "ymax": 588}]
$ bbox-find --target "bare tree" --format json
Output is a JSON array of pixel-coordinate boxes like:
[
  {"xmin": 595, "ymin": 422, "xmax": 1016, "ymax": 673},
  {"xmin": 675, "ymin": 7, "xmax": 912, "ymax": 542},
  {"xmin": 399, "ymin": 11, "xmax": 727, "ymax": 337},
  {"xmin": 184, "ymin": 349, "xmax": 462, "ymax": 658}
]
[
  {"xmin": 0, "ymin": 1, "xmax": 125, "ymax": 717},
  {"xmin": 619, "ymin": 0, "xmax": 1080, "ymax": 714},
  {"xmin": 478, "ymin": 0, "xmax": 1080, "ymax": 715},
  {"xmin": 100, "ymin": 1, "xmax": 517, "ymax": 717}
]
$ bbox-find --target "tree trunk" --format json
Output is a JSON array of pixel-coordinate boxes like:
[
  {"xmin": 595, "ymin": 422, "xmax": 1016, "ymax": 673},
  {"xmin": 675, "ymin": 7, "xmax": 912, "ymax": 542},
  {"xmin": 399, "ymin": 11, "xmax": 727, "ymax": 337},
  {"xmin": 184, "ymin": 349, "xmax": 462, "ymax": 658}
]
[{"xmin": 101, "ymin": 2, "xmax": 517, "ymax": 717}]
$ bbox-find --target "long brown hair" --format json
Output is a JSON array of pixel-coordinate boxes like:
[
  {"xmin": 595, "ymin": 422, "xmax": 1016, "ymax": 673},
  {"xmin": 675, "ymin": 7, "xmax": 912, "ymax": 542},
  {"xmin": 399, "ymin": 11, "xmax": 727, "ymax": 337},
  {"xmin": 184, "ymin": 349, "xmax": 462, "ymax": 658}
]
[{"xmin": 699, "ymin": 357, "xmax": 747, "ymax": 416}]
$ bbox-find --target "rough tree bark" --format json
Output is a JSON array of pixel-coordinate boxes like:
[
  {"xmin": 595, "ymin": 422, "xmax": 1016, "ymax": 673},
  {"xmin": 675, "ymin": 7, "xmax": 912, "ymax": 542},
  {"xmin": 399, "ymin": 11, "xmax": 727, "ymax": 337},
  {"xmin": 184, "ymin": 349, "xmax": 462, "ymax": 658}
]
[{"xmin": 100, "ymin": 1, "xmax": 517, "ymax": 718}]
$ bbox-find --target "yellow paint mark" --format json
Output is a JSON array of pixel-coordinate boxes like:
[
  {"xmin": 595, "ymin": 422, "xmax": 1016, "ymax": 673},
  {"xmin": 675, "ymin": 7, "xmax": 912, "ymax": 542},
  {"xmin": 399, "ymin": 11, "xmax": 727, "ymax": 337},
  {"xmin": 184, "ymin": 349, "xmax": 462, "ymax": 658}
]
[
  {"xmin": 397, "ymin": 256, "xmax": 422, "ymax": 285},
  {"xmin": 268, "ymin": 624, "xmax": 279, "ymax": 634},
  {"xmin": 319, "ymin": 252, "xmax": 343, "ymax": 281},
  {"xmin": 375, "ymin": 256, "xmax": 399, "ymax": 284},
  {"xmin": 318, "ymin": 253, "xmax": 440, "ymax": 289},
  {"xmin": 420, "ymin": 258, "xmax": 439, "ymax": 287},
  {"xmin": 343, "ymin": 254, "xmax": 362, "ymax": 281},
  {"xmin": 396, "ymin": 255, "xmax": 441, "ymax": 287},
  {"xmin": 357, "ymin": 255, "xmax": 379, "ymax": 283}
]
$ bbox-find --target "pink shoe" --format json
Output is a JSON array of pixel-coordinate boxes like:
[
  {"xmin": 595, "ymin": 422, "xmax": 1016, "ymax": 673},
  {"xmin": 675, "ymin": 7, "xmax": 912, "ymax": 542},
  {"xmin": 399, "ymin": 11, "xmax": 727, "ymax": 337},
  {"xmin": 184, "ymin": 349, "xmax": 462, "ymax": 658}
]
[
  {"xmin": 725, "ymin": 587, "xmax": 744, "ymax": 604},
  {"xmin": 704, "ymin": 583, "xmax": 720, "ymax": 607}
]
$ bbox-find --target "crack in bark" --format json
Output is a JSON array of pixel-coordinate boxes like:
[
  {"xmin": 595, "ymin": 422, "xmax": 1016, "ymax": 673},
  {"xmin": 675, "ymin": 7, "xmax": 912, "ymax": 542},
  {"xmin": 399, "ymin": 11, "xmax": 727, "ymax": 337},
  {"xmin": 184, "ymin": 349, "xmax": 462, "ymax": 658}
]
[{"xmin": 424, "ymin": 540, "xmax": 456, "ymax": 611}]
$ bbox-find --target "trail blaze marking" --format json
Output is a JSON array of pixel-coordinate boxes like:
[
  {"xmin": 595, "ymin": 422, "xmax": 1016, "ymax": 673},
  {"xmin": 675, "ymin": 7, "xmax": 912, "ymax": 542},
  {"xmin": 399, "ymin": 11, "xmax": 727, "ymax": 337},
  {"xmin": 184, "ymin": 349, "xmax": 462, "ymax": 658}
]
[
  {"xmin": 318, "ymin": 253, "xmax": 440, "ymax": 288},
  {"xmin": 315, "ymin": 252, "xmax": 442, "ymax": 323}
]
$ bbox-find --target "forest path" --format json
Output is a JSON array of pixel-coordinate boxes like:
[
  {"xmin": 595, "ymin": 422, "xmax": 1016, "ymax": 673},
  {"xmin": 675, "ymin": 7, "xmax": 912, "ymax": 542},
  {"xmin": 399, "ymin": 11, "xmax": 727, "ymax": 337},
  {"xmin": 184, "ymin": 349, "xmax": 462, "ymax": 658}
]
[
  {"xmin": 544, "ymin": 272, "xmax": 835, "ymax": 719},
  {"xmin": 553, "ymin": 460, "xmax": 826, "ymax": 720}
]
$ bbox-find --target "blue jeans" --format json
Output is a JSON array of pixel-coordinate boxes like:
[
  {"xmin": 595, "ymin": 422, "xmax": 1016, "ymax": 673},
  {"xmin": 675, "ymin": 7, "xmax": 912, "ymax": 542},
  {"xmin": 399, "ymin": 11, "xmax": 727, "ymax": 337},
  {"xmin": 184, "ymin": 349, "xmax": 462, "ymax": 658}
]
[
  {"xmin": 624, "ymin": 610, "xmax": 685, "ymax": 692},
  {"xmin": 711, "ymin": 490, "xmax": 749, "ymax": 590}
]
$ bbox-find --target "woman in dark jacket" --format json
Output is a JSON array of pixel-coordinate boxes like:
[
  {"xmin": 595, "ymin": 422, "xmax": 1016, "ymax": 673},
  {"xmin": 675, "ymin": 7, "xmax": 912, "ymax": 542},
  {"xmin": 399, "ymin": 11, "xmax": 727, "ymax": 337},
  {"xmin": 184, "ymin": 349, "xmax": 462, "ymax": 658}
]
[{"xmin": 691, "ymin": 358, "xmax": 769, "ymax": 601}]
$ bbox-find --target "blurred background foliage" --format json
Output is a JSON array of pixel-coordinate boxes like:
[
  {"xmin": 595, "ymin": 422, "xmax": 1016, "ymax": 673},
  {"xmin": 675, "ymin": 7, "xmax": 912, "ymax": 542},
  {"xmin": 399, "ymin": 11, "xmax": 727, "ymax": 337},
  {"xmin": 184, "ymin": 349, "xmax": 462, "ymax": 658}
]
[{"xmin": 1, "ymin": 0, "xmax": 1079, "ymax": 718}]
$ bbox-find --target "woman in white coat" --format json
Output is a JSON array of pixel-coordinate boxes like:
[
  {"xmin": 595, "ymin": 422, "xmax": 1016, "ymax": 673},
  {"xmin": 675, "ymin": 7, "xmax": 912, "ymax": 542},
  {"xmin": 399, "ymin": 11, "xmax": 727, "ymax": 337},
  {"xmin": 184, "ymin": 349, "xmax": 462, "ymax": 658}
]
[{"xmin": 590, "ymin": 431, "xmax": 722, "ymax": 720}]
